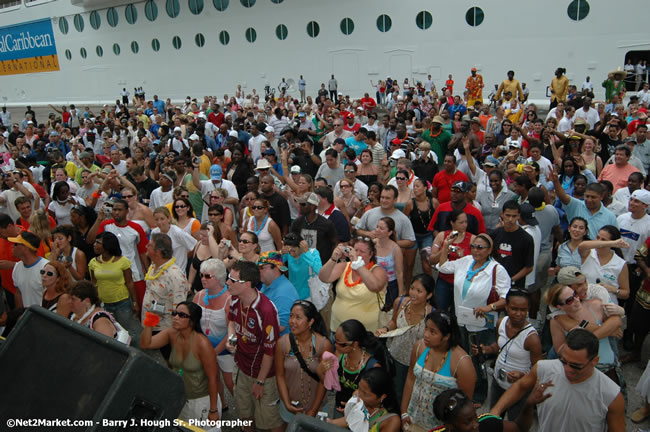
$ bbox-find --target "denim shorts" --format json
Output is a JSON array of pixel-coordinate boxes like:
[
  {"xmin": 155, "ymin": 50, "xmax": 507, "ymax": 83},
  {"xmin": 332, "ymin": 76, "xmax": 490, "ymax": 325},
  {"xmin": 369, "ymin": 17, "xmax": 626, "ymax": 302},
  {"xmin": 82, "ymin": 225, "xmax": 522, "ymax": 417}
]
[{"xmin": 414, "ymin": 233, "xmax": 433, "ymax": 250}]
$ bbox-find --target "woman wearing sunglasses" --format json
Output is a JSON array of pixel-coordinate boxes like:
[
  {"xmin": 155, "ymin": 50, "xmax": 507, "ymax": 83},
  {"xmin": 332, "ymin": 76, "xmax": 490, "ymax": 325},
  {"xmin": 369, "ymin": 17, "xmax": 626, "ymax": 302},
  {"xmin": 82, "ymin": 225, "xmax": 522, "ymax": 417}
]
[
  {"xmin": 192, "ymin": 259, "xmax": 234, "ymax": 412},
  {"xmin": 334, "ymin": 178, "xmax": 362, "ymax": 220},
  {"xmin": 275, "ymin": 300, "xmax": 331, "ymax": 424},
  {"xmin": 546, "ymin": 284, "xmax": 622, "ymax": 385},
  {"xmin": 140, "ymin": 301, "xmax": 221, "ymax": 423},
  {"xmin": 206, "ymin": 205, "xmax": 238, "ymax": 249},
  {"xmin": 238, "ymin": 190, "xmax": 260, "ymax": 230},
  {"xmin": 151, "ymin": 207, "xmax": 197, "ymax": 274},
  {"xmin": 244, "ymin": 198, "xmax": 282, "ymax": 253},
  {"xmin": 40, "ymin": 260, "xmax": 72, "ymax": 317},
  {"xmin": 188, "ymin": 223, "xmax": 222, "ymax": 292},
  {"xmin": 172, "ymin": 197, "xmax": 201, "ymax": 240},
  {"xmin": 122, "ymin": 186, "xmax": 156, "ymax": 235},
  {"xmin": 207, "ymin": 189, "xmax": 234, "ymax": 228},
  {"xmin": 437, "ymin": 233, "xmax": 510, "ymax": 405},
  {"xmin": 222, "ymin": 231, "xmax": 261, "ymax": 270}
]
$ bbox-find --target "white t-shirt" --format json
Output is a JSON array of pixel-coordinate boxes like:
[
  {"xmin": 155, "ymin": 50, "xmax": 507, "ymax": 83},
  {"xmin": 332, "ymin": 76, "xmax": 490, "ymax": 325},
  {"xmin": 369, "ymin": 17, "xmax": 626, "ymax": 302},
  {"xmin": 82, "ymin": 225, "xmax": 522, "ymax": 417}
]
[
  {"xmin": 99, "ymin": 220, "xmax": 148, "ymax": 281},
  {"xmin": 558, "ymin": 116, "xmax": 573, "ymax": 133},
  {"xmin": 527, "ymin": 156, "xmax": 553, "ymax": 180},
  {"xmin": 616, "ymin": 212, "xmax": 650, "ymax": 264},
  {"xmin": 522, "ymin": 225, "xmax": 541, "ymax": 288},
  {"xmin": 248, "ymin": 134, "xmax": 266, "ymax": 162},
  {"xmin": 112, "ymin": 160, "xmax": 128, "ymax": 176},
  {"xmin": 197, "ymin": 179, "xmax": 239, "ymax": 223},
  {"xmin": 13, "ymin": 257, "xmax": 48, "ymax": 308},
  {"xmin": 149, "ymin": 187, "xmax": 174, "ymax": 209},
  {"xmin": 151, "ymin": 225, "xmax": 197, "ymax": 272},
  {"xmin": 48, "ymin": 196, "xmax": 85, "ymax": 225}
]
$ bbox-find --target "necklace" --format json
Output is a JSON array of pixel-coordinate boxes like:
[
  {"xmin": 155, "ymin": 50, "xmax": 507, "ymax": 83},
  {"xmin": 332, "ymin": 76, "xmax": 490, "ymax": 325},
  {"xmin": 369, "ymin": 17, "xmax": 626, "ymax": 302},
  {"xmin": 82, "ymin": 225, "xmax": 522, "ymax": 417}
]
[
  {"xmin": 344, "ymin": 262, "xmax": 375, "ymax": 287},
  {"xmin": 425, "ymin": 347, "xmax": 449, "ymax": 374},
  {"xmin": 405, "ymin": 301, "xmax": 427, "ymax": 326},
  {"xmin": 71, "ymin": 304, "xmax": 96, "ymax": 324},
  {"xmin": 428, "ymin": 128, "xmax": 442, "ymax": 138},
  {"xmin": 203, "ymin": 286, "xmax": 227, "ymax": 305},
  {"xmin": 145, "ymin": 258, "xmax": 176, "ymax": 281},
  {"xmin": 239, "ymin": 292, "xmax": 258, "ymax": 343},
  {"xmin": 415, "ymin": 197, "xmax": 433, "ymax": 228},
  {"xmin": 343, "ymin": 350, "xmax": 366, "ymax": 372},
  {"xmin": 252, "ymin": 215, "xmax": 268, "ymax": 237}
]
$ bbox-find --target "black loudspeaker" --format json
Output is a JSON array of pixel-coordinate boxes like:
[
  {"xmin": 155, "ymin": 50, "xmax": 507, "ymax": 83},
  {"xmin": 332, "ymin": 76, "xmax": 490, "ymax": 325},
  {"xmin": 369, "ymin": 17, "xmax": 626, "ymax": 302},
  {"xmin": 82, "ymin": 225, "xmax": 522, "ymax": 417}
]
[
  {"xmin": 0, "ymin": 306, "xmax": 186, "ymax": 431},
  {"xmin": 287, "ymin": 414, "xmax": 348, "ymax": 432}
]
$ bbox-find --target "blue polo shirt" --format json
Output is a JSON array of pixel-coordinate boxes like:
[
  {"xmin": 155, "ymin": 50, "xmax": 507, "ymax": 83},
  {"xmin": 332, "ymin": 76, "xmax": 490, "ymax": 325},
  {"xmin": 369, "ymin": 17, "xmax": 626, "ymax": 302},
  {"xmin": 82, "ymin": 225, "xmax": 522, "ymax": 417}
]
[
  {"xmin": 345, "ymin": 136, "xmax": 368, "ymax": 156},
  {"xmin": 260, "ymin": 274, "xmax": 298, "ymax": 336},
  {"xmin": 563, "ymin": 197, "xmax": 618, "ymax": 240}
]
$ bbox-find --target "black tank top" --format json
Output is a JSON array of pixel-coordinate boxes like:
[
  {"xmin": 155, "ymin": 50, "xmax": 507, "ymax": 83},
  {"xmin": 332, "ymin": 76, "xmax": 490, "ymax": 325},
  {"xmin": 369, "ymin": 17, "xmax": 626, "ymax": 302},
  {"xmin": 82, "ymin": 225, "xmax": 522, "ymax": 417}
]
[{"xmin": 408, "ymin": 198, "xmax": 434, "ymax": 234}]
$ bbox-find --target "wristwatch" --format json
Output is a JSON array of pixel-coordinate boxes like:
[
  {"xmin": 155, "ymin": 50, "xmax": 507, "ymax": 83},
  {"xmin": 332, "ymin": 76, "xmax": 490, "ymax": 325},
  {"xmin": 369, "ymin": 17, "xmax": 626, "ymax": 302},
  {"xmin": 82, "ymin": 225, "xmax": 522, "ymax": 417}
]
[{"xmin": 256, "ymin": 380, "xmax": 265, "ymax": 386}]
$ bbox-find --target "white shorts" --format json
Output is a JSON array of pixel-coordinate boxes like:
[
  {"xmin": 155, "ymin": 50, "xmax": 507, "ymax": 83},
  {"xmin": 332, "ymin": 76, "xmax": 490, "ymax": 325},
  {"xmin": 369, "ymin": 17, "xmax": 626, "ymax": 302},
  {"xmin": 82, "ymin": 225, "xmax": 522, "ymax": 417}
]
[
  {"xmin": 179, "ymin": 394, "xmax": 222, "ymax": 422},
  {"xmin": 217, "ymin": 353, "xmax": 234, "ymax": 373}
]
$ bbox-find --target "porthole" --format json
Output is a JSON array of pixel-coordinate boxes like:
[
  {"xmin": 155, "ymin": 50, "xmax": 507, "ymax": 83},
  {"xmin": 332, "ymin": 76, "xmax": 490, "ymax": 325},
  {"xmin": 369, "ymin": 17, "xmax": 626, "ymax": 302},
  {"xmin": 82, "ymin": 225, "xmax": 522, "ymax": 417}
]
[
  {"xmin": 195, "ymin": 33, "xmax": 205, "ymax": 47},
  {"xmin": 80, "ymin": 47, "xmax": 87, "ymax": 59},
  {"xmin": 113, "ymin": 43, "xmax": 121, "ymax": 56},
  {"xmin": 152, "ymin": 38, "xmax": 161, "ymax": 51},
  {"xmin": 567, "ymin": 0, "xmax": 590, "ymax": 21},
  {"xmin": 376, "ymin": 14, "xmax": 391, "ymax": 32},
  {"xmin": 306, "ymin": 21, "xmax": 319, "ymax": 38},
  {"xmin": 58, "ymin": 17, "xmax": 69, "ymax": 34},
  {"xmin": 73, "ymin": 14, "xmax": 84, "ymax": 32},
  {"xmin": 219, "ymin": 30, "xmax": 230, "ymax": 45},
  {"xmin": 245, "ymin": 27, "xmax": 256, "ymax": 43},
  {"xmin": 416, "ymin": 11, "xmax": 432, "ymax": 30},
  {"xmin": 172, "ymin": 35, "xmax": 182, "ymax": 49},
  {"xmin": 107, "ymin": 8, "xmax": 119, "ymax": 27},
  {"xmin": 65, "ymin": 49, "xmax": 71, "ymax": 60},
  {"xmin": 213, "ymin": 0, "xmax": 228, "ymax": 11},
  {"xmin": 89, "ymin": 11, "xmax": 101, "ymax": 30},
  {"xmin": 465, "ymin": 7, "xmax": 484, "ymax": 26},
  {"xmin": 131, "ymin": 41, "xmax": 139, "ymax": 53},
  {"xmin": 275, "ymin": 24, "xmax": 288, "ymax": 40},
  {"xmin": 125, "ymin": 4, "xmax": 138, "ymax": 24},
  {"xmin": 145, "ymin": 0, "xmax": 158, "ymax": 21},
  {"xmin": 240, "ymin": 0, "xmax": 255, "ymax": 7},
  {"xmin": 96, "ymin": 45, "xmax": 103, "ymax": 57},
  {"xmin": 189, "ymin": 0, "xmax": 203, "ymax": 14},
  {"xmin": 270, "ymin": 0, "xmax": 283, "ymax": 3},
  {"xmin": 340, "ymin": 17, "xmax": 354, "ymax": 35},
  {"xmin": 166, "ymin": 0, "xmax": 180, "ymax": 18}
]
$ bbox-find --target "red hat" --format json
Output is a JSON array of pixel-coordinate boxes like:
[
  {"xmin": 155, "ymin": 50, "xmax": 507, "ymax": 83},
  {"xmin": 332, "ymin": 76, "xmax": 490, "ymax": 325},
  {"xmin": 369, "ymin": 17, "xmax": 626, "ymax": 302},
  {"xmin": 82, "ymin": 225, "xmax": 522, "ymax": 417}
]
[{"xmin": 471, "ymin": 67, "xmax": 477, "ymax": 72}]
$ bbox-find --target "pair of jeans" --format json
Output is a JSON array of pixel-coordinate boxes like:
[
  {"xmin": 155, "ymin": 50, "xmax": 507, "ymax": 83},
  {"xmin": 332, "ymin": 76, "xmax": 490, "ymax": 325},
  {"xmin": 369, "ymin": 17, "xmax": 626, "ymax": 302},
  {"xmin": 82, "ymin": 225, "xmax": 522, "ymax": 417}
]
[
  {"xmin": 459, "ymin": 327, "xmax": 495, "ymax": 405},
  {"xmin": 104, "ymin": 298, "xmax": 142, "ymax": 347},
  {"xmin": 434, "ymin": 277, "xmax": 454, "ymax": 313}
]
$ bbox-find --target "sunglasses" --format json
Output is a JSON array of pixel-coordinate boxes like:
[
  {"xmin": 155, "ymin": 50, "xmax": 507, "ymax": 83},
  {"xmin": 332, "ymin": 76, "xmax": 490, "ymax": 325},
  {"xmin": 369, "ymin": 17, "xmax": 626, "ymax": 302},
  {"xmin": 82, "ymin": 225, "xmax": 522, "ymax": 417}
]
[
  {"xmin": 171, "ymin": 310, "xmax": 190, "ymax": 319},
  {"xmin": 40, "ymin": 270, "xmax": 56, "ymax": 276},
  {"xmin": 344, "ymin": 170, "xmax": 355, "ymax": 174},
  {"xmin": 240, "ymin": 239, "xmax": 255, "ymax": 244},
  {"xmin": 558, "ymin": 354, "xmax": 595, "ymax": 370},
  {"xmin": 334, "ymin": 340, "xmax": 353, "ymax": 347},
  {"xmin": 174, "ymin": 205, "xmax": 188, "ymax": 209},
  {"xmin": 227, "ymin": 274, "xmax": 247, "ymax": 284},
  {"xmin": 470, "ymin": 244, "xmax": 489, "ymax": 250},
  {"xmin": 560, "ymin": 293, "xmax": 578, "ymax": 306},
  {"xmin": 210, "ymin": 195, "xmax": 220, "ymax": 199},
  {"xmin": 122, "ymin": 194, "xmax": 135, "ymax": 199},
  {"xmin": 200, "ymin": 273, "xmax": 215, "ymax": 279},
  {"xmin": 251, "ymin": 205, "xmax": 265, "ymax": 210},
  {"xmin": 356, "ymin": 236, "xmax": 372, "ymax": 242},
  {"xmin": 396, "ymin": 177, "xmax": 407, "ymax": 181},
  {"xmin": 208, "ymin": 213, "xmax": 221, "ymax": 217}
]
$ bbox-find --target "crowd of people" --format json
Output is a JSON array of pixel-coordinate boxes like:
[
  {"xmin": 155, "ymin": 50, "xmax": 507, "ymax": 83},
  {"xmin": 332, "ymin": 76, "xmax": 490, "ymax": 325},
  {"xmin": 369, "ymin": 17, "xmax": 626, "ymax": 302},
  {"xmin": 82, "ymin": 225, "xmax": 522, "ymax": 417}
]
[{"xmin": 0, "ymin": 66, "xmax": 649, "ymax": 431}]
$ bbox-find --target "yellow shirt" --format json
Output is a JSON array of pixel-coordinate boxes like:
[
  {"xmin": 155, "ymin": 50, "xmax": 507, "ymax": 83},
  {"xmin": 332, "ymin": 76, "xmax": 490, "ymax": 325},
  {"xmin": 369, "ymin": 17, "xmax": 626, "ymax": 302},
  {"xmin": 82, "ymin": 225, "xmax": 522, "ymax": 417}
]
[
  {"xmin": 551, "ymin": 76, "xmax": 569, "ymax": 102},
  {"xmin": 330, "ymin": 263, "xmax": 383, "ymax": 333},
  {"xmin": 88, "ymin": 255, "xmax": 132, "ymax": 304},
  {"xmin": 199, "ymin": 154, "xmax": 211, "ymax": 177},
  {"xmin": 495, "ymin": 79, "xmax": 524, "ymax": 101}
]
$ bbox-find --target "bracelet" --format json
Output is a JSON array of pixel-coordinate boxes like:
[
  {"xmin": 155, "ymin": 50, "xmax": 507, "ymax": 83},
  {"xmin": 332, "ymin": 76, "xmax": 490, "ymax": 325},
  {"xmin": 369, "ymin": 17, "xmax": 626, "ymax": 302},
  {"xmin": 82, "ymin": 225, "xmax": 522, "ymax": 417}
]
[
  {"xmin": 209, "ymin": 408, "xmax": 219, "ymax": 413},
  {"xmin": 256, "ymin": 380, "xmax": 265, "ymax": 386},
  {"xmin": 401, "ymin": 413, "xmax": 410, "ymax": 420},
  {"xmin": 491, "ymin": 303, "xmax": 496, "ymax": 311}
]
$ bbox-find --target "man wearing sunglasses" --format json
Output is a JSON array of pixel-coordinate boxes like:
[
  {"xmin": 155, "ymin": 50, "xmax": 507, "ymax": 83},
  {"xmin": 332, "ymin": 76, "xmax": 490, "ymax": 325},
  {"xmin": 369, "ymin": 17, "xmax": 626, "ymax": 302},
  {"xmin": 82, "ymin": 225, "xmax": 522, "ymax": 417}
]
[
  {"xmin": 289, "ymin": 192, "xmax": 338, "ymax": 263},
  {"xmin": 491, "ymin": 328, "xmax": 624, "ymax": 432},
  {"xmin": 225, "ymin": 261, "xmax": 282, "ymax": 432}
]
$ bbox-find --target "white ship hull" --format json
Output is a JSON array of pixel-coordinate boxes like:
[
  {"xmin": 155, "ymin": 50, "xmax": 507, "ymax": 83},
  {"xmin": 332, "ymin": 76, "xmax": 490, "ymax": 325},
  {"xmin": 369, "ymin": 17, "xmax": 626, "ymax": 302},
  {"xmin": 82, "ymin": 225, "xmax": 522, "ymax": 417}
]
[{"xmin": 0, "ymin": 0, "xmax": 648, "ymax": 106}]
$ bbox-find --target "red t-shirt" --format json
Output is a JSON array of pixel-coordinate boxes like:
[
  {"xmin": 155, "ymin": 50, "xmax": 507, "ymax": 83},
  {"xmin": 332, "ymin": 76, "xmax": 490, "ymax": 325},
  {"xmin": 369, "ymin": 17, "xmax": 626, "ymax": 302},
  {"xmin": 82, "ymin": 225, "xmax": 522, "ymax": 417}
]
[
  {"xmin": 361, "ymin": 97, "xmax": 377, "ymax": 110},
  {"xmin": 208, "ymin": 111, "xmax": 225, "ymax": 127},
  {"xmin": 432, "ymin": 170, "xmax": 469, "ymax": 203},
  {"xmin": 228, "ymin": 293, "xmax": 280, "ymax": 378}
]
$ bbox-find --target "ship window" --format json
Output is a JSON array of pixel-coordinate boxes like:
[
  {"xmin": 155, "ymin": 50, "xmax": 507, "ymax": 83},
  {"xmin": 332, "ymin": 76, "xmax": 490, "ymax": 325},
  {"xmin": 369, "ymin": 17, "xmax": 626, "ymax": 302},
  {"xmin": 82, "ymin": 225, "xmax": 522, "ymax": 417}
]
[
  {"xmin": 465, "ymin": 7, "xmax": 484, "ymax": 26},
  {"xmin": 340, "ymin": 17, "xmax": 354, "ymax": 35},
  {"xmin": 189, "ymin": 0, "xmax": 203, "ymax": 15},
  {"xmin": 96, "ymin": 45, "xmax": 103, "ymax": 57},
  {"xmin": 245, "ymin": 27, "xmax": 257, "ymax": 43},
  {"xmin": 416, "ymin": 11, "xmax": 432, "ymax": 30},
  {"xmin": 73, "ymin": 14, "xmax": 84, "ymax": 32},
  {"xmin": 172, "ymin": 35, "xmax": 182, "ymax": 49},
  {"xmin": 270, "ymin": 0, "xmax": 283, "ymax": 3},
  {"xmin": 58, "ymin": 17, "xmax": 69, "ymax": 34},
  {"xmin": 80, "ymin": 47, "xmax": 87, "ymax": 59},
  {"xmin": 195, "ymin": 33, "xmax": 205, "ymax": 47},
  {"xmin": 145, "ymin": 0, "xmax": 158, "ymax": 21},
  {"xmin": 152, "ymin": 38, "xmax": 161, "ymax": 51},
  {"xmin": 306, "ymin": 21, "xmax": 319, "ymax": 38},
  {"xmin": 89, "ymin": 11, "xmax": 101, "ymax": 30},
  {"xmin": 219, "ymin": 30, "xmax": 230, "ymax": 45},
  {"xmin": 166, "ymin": 0, "xmax": 180, "ymax": 18},
  {"xmin": 131, "ymin": 41, "xmax": 139, "ymax": 53},
  {"xmin": 125, "ymin": 4, "xmax": 138, "ymax": 24},
  {"xmin": 65, "ymin": 49, "xmax": 71, "ymax": 60},
  {"xmin": 376, "ymin": 14, "xmax": 391, "ymax": 33},
  {"xmin": 113, "ymin": 43, "xmax": 121, "ymax": 56},
  {"xmin": 275, "ymin": 24, "xmax": 288, "ymax": 40},
  {"xmin": 240, "ymin": 0, "xmax": 255, "ymax": 7},
  {"xmin": 107, "ymin": 7, "xmax": 119, "ymax": 27},
  {"xmin": 567, "ymin": 0, "xmax": 589, "ymax": 21},
  {"xmin": 213, "ymin": 0, "xmax": 228, "ymax": 11}
]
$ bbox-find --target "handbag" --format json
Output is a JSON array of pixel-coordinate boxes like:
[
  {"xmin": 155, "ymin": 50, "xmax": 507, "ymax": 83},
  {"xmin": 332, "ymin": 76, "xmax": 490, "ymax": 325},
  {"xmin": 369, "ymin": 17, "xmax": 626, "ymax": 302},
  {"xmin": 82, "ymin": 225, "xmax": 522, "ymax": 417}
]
[
  {"xmin": 307, "ymin": 266, "xmax": 330, "ymax": 311},
  {"xmin": 487, "ymin": 264, "xmax": 500, "ymax": 304}
]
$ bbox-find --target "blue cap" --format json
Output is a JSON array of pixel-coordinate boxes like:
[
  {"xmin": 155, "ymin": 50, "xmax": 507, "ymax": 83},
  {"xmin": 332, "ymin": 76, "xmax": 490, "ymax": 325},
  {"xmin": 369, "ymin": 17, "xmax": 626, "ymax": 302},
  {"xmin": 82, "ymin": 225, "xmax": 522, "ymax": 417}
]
[{"xmin": 210, "ymin": 164, "xmax": 223, "ymax": 181}]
